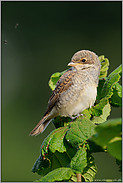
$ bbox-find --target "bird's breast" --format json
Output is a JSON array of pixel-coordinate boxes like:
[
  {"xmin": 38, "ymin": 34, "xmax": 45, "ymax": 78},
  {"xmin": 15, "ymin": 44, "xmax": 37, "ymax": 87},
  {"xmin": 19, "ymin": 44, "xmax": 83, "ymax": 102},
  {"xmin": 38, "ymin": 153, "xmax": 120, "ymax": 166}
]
[{"xmin": 56, "ymin": 82, "xmax": 97, "ymax": 117}]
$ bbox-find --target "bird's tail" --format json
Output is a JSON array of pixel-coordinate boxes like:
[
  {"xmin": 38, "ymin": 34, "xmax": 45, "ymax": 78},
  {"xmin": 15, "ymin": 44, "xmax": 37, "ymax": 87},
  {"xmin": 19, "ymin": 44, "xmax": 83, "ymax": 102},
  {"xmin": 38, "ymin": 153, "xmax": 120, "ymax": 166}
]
[{"xmin": 29, "ymin": 116, "xmax": 52, "ymax": 136}]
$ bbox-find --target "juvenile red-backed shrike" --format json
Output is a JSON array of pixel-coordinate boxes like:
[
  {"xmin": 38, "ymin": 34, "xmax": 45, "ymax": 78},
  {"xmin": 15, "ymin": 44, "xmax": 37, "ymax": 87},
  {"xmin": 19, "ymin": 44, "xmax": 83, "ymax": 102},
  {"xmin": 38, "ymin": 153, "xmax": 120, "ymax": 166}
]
[{"xmin": 29, "ymin": 50, "xmax": 101, "ymax": 136}]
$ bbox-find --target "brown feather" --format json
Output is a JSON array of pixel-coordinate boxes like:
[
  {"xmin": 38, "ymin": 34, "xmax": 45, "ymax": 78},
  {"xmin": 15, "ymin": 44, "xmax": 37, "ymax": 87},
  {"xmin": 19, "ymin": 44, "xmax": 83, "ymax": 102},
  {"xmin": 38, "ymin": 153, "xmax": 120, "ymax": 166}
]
[
  {"xmin": 29, "ymin": 113, "xmax": 50, "ymax": 136},
  {"xmin": 43, "ymin": 68, "xmax": 76, "ymax": 117},
  {"xmin": 29, "ymin": 68, "xmax": 76, "ymax": 136},
  {"xmin": 29, "ymin": 120, "xmax": 51, "ymax": 136}
]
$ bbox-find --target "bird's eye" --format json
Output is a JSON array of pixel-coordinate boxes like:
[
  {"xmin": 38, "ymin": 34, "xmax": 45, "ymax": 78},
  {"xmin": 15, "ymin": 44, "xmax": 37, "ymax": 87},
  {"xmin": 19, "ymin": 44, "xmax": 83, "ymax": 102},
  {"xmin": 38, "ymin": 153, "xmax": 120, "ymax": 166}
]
[{"xmin": 82, "ymin": 59, "xmax": 86, "ymax": 62}]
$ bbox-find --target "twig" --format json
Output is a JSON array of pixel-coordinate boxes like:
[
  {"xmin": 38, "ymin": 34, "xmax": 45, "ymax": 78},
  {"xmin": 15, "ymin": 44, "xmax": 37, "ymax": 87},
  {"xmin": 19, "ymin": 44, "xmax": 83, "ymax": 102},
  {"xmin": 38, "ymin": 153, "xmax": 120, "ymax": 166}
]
[{"xmin": 76, "ymin": 173, "xmax": 81, "ymax": 182}]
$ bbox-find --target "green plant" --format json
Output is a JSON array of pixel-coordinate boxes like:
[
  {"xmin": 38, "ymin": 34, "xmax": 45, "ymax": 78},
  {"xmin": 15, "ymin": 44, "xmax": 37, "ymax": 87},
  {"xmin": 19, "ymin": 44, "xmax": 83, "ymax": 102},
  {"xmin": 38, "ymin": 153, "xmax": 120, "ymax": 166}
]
[{"xmin": 31, "ymin": 55, "xmax": 122, "ymax": 182}]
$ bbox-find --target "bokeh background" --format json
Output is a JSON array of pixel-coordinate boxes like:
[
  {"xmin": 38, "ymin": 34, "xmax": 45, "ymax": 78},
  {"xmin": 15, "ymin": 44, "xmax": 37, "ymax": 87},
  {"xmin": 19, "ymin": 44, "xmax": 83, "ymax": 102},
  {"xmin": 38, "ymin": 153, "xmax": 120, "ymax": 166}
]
[{"xmin": 2, "ymin": 1, "xmax": 122, "ymax": 182}]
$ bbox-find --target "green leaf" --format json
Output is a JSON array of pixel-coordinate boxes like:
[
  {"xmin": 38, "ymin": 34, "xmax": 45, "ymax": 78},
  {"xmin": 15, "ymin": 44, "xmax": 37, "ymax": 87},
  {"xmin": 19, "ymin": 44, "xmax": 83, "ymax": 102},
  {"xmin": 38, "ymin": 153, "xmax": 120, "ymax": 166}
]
[
  {"xmin": 70, "ymin": 175, "xmax": 77, "ymax": 182},
  {"xmin": 33, "ymin": 145, "xmax": 77, "ymax": 176},
  {"xmin": 90, "ymin": 97, "xmax": 109, "ymax": 117},
  {"xmin": 41, "ymin": 125, "xmax": 69, "ymax": 154},
  {"xmin": 32, "ymin": 126, "xmax": 77, "ymax": 176},
  {"xmin": 91, "ymin": 118, "xmax": 122, "ymax": 160},
  {"xmin": 38, "ymin": 167, "xmax": 74, "ymax": 182},
  {"xmin": 99, "ymin": 55, "xmax": 109, "ymax": 78},
  {"xmin": 70, "ymin": 147, "xmax": 87, "ymax": 174},
  {"xmin": 65, "ymin": 116, "xmax": 96, "ymax": 148},
  {"xmin": 48, "ymin": 72, "xmax": 61, "ymax": 91},
  {"xmin": 31, "ymin": 154, "xmax": 53, "ymax": 176},
  {"xmin": 110, "ymin": 83, "xmax": 122, "ymax": 107},
  {"xmin": 70, "ymin": 153, "xmax": 97, "ymax": 182},
  {"xmin": 91, "ymin": 102, "xmax": 111, "ymax": 124},
  {"xmin": 53, "ymin": 116, "xmax": 71, "ymax": 129},
  {"xmin": 96, "ymin": 78, "xmax": 106, "ymax": 101},
  {"xmin": 48, "ymin": 70, "xmax": 67, "ymax": 91},
  {"xmin": 82, "ymin": 109, "xmax": 91, "ymax": 119},
  {"xmin": 47, "ymin": 127, "xmax": 68, "ymax": 153},
  {"xmin": 32, "ymin": 155, "xmax": 50, "ymax": 173},
  {"xmin": 90, "ymin": 65, "xmax": 121, "ymax": 124},
  {"xmin": 82, "ymin": 155, "xmax": 97, "ymax": 182},
  {"xmin": 101, "ymin": 65, "xmax": 122, "ymax": 99},
  {"xmin": 108, "ymin": 138, "xmax": 122, "ymax": 161}
]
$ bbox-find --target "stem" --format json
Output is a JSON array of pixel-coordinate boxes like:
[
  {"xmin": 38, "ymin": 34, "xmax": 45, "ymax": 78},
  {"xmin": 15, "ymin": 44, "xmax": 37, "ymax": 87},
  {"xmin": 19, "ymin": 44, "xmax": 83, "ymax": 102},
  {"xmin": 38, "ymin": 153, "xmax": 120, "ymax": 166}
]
[{"xmin": 76, "ymin": 173, "xmax": 81, "ymax": 182}]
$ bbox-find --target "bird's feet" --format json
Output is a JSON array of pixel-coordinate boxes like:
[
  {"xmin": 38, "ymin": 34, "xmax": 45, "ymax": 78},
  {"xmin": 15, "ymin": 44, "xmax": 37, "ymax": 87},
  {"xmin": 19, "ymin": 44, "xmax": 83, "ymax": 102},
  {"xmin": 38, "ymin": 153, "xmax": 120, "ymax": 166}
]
[{"xmin": 69, "ymin": 113, "xmax": 85, "ymax": 121}]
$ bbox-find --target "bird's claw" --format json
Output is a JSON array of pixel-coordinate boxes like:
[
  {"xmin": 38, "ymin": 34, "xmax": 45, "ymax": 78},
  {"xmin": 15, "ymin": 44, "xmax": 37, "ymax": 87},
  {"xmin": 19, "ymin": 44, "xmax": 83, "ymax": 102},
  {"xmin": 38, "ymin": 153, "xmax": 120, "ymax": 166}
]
[{"xmin": 69, "ymin": 113, "xmax": 85, "ymax": 121}]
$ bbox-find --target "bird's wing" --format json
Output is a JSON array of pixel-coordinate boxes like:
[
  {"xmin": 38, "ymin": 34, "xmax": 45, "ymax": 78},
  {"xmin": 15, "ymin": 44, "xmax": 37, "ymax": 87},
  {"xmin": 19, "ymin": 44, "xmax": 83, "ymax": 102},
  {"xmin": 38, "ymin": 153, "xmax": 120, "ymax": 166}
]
[
  {"xmin": 29, "ymin": 68, "xmax": 76, "ymax": 136},
  {"xmin": 43, "ymin": 68, "xmax": 76, "ymax": 117}
]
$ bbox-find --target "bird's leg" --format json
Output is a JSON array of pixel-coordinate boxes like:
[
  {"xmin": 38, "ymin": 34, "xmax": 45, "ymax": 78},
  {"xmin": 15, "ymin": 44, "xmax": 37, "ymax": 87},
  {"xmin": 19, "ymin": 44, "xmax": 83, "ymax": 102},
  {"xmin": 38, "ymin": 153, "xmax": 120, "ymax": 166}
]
[
  {"xmin": 68, "ymin": 113, "xmax": 84, "ymax": 121},
  {"xmin": 78, "ymin": 113, "xmax": 84, "ymax": 117},
  {"xmin": 68, "ymin": 115, "xmax": 77, "ymax": 121}
]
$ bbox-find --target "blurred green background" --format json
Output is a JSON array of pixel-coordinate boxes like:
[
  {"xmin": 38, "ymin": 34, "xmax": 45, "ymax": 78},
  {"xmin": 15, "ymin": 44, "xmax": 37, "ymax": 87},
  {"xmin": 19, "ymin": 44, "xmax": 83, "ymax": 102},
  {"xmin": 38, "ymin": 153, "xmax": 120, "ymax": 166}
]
[{"xmin": 2, "ymin": 1, "xmax": 121, "ymax": 182}]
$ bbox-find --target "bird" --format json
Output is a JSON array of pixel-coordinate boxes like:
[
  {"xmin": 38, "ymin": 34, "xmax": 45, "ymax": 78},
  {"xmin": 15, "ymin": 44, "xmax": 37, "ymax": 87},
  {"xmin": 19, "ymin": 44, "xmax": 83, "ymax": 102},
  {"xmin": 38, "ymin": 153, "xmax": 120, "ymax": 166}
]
[{"xmin": 29, "ymin": 50, "xmax": 101, "ymax": 136}]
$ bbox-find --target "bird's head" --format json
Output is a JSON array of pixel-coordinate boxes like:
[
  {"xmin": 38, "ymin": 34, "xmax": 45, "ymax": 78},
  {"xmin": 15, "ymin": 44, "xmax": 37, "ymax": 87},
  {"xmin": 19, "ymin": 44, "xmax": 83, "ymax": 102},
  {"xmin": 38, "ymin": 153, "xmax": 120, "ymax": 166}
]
[{"xmin": 68, "ymin": 50, "xmax": 101, "ymax": 71}]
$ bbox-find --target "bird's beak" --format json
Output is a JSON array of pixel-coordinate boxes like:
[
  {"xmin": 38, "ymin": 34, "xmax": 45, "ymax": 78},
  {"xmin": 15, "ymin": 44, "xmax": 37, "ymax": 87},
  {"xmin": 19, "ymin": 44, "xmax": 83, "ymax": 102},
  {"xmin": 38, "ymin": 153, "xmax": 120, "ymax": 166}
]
[{"xmin": 67, "ymin": 61, "xmax": 76, "ymax": 67}]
